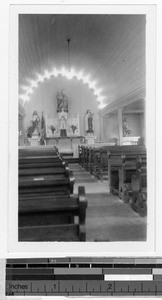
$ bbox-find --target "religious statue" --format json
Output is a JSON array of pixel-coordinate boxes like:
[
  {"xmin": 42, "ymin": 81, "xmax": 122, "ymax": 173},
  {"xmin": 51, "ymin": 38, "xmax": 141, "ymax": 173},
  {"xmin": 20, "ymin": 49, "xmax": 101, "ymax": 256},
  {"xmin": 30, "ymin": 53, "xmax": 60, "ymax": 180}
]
[
  {"xmin": 123, "ymin": 117, "xmax": 132, "ymax": 136},
  {"xmin": 40, "ymin": 111, "xmax": 46, "ymax": 145},
  {"xmin": 56, "ymin": 90, "xmax": 68, "ymax": 112},
  {"xmin": 31, "ymin": 110, "xmax": 40, "ymax": 130},
  {"xmin": 56, "ymin": 91, "xmax": 68, "ymax": 137},
  {"xmin": 59, "ymin": 116, "xmax": 67, "ymax": 130},
  {"xmin": 85, "ymin": 109, "xmax": 94, "ymax": 134},
  {"xmin": 27, "ymin": 111, "xmax": 40, "ymax": 138},
  {"xmin": 59, "ymin": 115, "xmax": 67, "ymax": 137}
]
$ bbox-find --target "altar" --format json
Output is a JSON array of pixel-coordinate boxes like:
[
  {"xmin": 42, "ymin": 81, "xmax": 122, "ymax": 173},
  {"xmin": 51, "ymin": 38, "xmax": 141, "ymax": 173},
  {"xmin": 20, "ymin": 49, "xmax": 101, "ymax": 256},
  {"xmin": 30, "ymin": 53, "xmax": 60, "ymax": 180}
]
[
  {"xmin": 85, "ymin": 135, "xmax": 97, "ymax": 144},
  {"xmin": 46, "ymin": 136, "xmax": 85, "ymax": 157},
  {"xmin": 25, "ymin": 91, "xmax": 96, "ymax": 156}
]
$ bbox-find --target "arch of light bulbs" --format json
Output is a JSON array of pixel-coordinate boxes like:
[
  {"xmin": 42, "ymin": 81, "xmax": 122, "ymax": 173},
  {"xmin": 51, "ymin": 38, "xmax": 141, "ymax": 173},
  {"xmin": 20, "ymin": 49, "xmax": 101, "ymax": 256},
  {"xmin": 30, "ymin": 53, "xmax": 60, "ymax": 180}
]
[{"xmin": 19, "ymin": 67, "xmax": 106, "ymax": 109}]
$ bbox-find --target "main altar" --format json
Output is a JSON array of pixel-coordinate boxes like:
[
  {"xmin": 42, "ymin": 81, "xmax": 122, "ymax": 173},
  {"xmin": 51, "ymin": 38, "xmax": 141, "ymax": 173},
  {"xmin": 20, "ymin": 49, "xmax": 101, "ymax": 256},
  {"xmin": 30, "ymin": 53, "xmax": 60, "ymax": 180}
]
[
  {"xmin": 44, "ymin": 91, "xmax": 83, "ymax": 155},
  {"xmin": 46, "ymin": 91, "xmax": 80, "ymax": 138},
  {"xmin": 26, "ymin": 91, "xmax": 96, "ymax": 155}
]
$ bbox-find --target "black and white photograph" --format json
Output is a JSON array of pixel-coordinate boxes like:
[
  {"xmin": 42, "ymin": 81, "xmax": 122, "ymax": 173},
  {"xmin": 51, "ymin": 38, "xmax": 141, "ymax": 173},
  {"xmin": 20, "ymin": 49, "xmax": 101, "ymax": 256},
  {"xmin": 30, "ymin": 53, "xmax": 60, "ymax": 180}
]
[
  {"xmin": 7, "ymin": 4, "xmax": 156, "ymax": 251},
  {"xmin": 18, "ymin": 12, "xmax": 149, "ymax": 243}
]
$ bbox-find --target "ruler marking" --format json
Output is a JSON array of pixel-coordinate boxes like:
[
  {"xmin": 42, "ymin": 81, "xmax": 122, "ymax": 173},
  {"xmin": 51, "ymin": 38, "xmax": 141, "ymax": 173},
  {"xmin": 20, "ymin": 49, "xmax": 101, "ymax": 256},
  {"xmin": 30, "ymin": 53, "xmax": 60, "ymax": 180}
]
[
  {"xmin": 141, "ymin": 282, "xmax": 143, "ymax": 292},
  {"xmin": 5, "ymin": 258, "xmax": 162, "ymax": 296},
  {"xmin": 155, "ymin": 285, "xmax": 157, "ymax": 296}
]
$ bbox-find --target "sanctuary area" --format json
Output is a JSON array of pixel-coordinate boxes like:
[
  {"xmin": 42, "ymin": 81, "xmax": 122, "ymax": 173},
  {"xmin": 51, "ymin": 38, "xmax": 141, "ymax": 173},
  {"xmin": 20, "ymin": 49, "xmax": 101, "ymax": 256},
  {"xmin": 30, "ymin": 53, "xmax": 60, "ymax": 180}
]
[{"xmin": 18, "ymin": 14, "xmax": 147, "ymax": 242}]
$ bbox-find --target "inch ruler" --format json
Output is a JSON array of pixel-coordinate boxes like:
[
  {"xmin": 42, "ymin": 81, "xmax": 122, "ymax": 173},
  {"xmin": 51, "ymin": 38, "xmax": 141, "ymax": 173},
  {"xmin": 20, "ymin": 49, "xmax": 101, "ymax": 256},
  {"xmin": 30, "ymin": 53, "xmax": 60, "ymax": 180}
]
[{"xmin": 6, "ymin": 257, "xmax": 162, "ymax": 296}]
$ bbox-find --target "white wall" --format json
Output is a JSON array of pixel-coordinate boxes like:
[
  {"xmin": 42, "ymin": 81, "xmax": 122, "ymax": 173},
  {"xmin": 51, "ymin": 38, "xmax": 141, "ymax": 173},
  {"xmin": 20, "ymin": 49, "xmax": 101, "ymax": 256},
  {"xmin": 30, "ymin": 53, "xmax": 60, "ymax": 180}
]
[{"xmin": 103, "ymin": 113, "xmax": 119, "ymax": 143}]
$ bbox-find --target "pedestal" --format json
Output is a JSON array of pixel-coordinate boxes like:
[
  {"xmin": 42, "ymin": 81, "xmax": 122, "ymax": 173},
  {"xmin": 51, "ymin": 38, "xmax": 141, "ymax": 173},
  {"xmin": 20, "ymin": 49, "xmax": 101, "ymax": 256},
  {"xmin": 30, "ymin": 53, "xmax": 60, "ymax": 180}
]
[
  {"xmin": 85, "ymin": 135, "xmax": 97, "ymax": 144},
  {"xmin": 123, "ymin": 136, "xmax": 140, "ymax": 145},
  {"xmin": 28, "ymin": 130, "xmax": 40, "ymax": 146},
  {"xmin": 28, "ymin": 137, "xmax": 40, "ymax": 146}
]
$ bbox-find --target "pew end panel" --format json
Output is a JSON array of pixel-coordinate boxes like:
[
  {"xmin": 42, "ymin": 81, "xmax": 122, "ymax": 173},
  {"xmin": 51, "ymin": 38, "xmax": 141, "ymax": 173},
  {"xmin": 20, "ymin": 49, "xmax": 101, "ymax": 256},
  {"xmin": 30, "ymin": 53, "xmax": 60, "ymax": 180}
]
[
  {"xmin": 131, "ymin": 170, "xmax": 147, "ymax": 217},
  {"xmin": 78, "ymin": 186, "xmax": 88, "ymax": 241}
]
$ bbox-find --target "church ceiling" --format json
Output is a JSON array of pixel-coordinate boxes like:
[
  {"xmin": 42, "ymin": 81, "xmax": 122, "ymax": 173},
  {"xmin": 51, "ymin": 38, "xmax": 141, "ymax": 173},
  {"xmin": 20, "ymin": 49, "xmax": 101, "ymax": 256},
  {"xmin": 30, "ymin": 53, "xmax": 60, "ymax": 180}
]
[{"xmin": 19, "ymin": 14, "xmax": 146, "ymax": 109}]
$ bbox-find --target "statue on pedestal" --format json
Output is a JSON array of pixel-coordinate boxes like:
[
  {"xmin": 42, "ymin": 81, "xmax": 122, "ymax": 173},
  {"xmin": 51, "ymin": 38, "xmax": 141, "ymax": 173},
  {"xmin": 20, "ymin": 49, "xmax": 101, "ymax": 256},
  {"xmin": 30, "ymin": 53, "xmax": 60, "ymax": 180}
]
[
  {"xmin": 56, "ymin": 90, "xmax": 68, "ymax": 137},
  {"xmin": 26, "ymin": 111, "xmax": 41, "ymax": 146},
  {"xmin": 85, "ymin": 109, "xmax": 94, "ymax": 134},
  {"xmin": 123, "ymin": 117, "xmax": 132, "ymax": 136},
  {"xmin": 56, "ymin": 90, "xmax": 68, "ymax": 113},
  {"xmin": 27, "ymin": 110, "xmax": 40, "ymax": 138}
]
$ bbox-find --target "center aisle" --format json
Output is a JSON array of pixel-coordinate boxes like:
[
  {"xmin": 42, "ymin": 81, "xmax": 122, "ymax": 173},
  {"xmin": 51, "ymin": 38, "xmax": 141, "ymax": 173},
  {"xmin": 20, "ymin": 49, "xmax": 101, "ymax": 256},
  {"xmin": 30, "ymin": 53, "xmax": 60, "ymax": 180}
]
[{"xmin": 69, "ymin": 164, "xmax": 147, "ymax": 242}]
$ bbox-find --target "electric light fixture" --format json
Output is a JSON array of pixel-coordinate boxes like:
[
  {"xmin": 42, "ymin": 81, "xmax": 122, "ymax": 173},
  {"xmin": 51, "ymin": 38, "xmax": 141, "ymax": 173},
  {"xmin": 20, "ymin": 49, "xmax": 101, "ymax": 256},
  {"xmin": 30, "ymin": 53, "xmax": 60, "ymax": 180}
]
[{"xmin": 20, "ymin": 66, "xmax": 106, "ymax": 108}]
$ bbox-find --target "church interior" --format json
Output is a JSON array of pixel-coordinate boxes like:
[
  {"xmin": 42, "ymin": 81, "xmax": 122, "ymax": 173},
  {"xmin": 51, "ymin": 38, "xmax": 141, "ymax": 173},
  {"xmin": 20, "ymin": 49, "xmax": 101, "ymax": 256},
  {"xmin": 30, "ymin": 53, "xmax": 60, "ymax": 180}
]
[{"xmin": 18, "ymin": 14, "xmax": 147, "ymax": 242}]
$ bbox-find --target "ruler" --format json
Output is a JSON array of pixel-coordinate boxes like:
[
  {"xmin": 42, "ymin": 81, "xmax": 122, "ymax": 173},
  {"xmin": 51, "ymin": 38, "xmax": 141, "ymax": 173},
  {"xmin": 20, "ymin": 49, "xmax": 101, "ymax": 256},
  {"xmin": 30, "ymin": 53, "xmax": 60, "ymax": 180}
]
[{"xmin": 6, "ymin": 257, "xmax": 162, "ymax": 296}]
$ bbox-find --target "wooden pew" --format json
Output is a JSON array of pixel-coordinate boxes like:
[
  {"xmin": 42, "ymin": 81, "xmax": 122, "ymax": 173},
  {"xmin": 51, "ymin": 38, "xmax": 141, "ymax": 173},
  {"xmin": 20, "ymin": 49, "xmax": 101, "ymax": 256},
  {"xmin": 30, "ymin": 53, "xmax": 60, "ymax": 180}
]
[
  {"xmin": 19, "ymin": 145, "xmax": 59, "ymax": 155},
  {"xmin": 131, "ymin": 153, "xmax": 147, "ymax": 216},
  {"xmin": 95, "ymin": 145, "xmax": 147, "ymax": 217},
  {"xmin": 79, "ymin": 143, "xmax": 110, "ymax": 182},
  {"xmin": 94, "ymin": 145, "xmax": 142, "ymax": 181},
  {"xmin": 78, "ymin": 145, "xmax": 82, "ymax": 165},
  {"xmin": 121, "ymin": 151, "xmax": 146, "ymax": 203},
  {"xmin": 78, "ymin": 143, "xmax": 147, "ymax": 216},
  {"xmin": 19, "ymin": 149, "xmax": 74, "ymax": 194},
  {"xmin": 108, "ymin": 146, "xmax": 146, "ymax": 201},
  {"xmin": 78, "ymin": 143, "xmax": 112, "ymax": 180},
  {"xmin": 19, "ymin": 147, "xmax": 88, "ymax": 241},
  {"xmin": 19, "ymin": 186, "xmax": 87, "ymax": 241},
  {"xmin": 80, "ymin": 145, "xmax": 85, "ymax": 167}
]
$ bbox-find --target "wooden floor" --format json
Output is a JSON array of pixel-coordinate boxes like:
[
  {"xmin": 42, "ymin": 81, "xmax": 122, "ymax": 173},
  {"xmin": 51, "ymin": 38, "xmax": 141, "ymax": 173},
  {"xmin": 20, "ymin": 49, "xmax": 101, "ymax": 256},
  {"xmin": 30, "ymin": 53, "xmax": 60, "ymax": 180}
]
[{"xmin": 69, "ymin": 164, "xmax": 147, "ymax": 242}]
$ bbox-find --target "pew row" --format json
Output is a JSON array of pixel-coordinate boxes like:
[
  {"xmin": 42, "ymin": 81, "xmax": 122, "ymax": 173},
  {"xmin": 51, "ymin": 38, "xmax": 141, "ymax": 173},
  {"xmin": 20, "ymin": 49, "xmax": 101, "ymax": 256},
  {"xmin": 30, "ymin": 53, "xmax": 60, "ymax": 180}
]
[
  {"xmin": 78, "ymin": 143, "xmax": 113, "ymax": 180},
  {"xmin": 131, "ymin": 156, "xmax": 147, "ymax": 216},
  {"xmin": 19, "ymin": 146, "xmax": 74, "ymax": 194},
  {"xmin": 108, "ymin": 148, "xmax": 147, "ymax": 216},
  {"xmin": 79, "ymin": 144, "xmax": 146, "ymax": 182},
  {"xmin": 107, "ymin": 147, "xmax": 146, "ymax": 196},
  {"xmin": 19, "ymin": 146, "xmax": 88, "ymax": 241},
  {"xmin": 19, "ymin": 186, "xmax": 87, "ymax": 241},
  {"xmin": 78, "ymin": 144, "xmax": 147, "ymax": 216}
]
